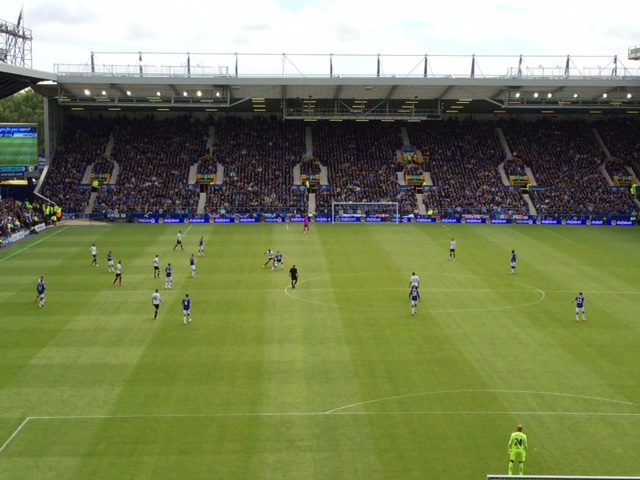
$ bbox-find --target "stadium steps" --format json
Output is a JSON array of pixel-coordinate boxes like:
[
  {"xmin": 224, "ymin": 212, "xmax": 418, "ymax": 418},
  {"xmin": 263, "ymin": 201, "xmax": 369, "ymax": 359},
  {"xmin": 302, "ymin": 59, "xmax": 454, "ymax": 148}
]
[
  {"xmin": 206, "ymin": 126, "xmax": 216, "ymax": 154},
  {"xmin": 293, "ymin": 164, "xmax": 301, "ymax": 185},
  {"xmin": 105, "ymin": 133, "xmax": 115, "ymax": 156},
  {"xmin": 523, "ymin": 193, "xmax": 537, "ymax": 216},
  {"xmin": 308, "ymin": 193, "xmax": 316, "ymax": 214},
  {"xmin": 401, "ymin": 127, "xmax": 411, "ymax": 146},
  {"xmin": 423, "ymin": 171, "xmax": 433, "ymax": 185},
  {"xmin": 600, "ymin": 164, "xmax": 614, "ymax": 186},
  {"xmin": 397, "ymin": 171, "xmax": 405, "ymax": 185},
  {"xmin": 188, "ymin": 163, "xmax": 198, "ymax": 184},
  {"xmin": 110, "ymin": 162, "xmax": 120, "ymax": 184},
  {"xmin": 197, "ymin": 193, "xmax": 206, "ymax": 215},
  {"xmin": 495, "ymin": 128, "xmax": 513, "ymax": 157},
  {"xmin": 593, "ymin": 128, "xmax": 611, "ymax": 157},
  {"xmin": 525, "ymin": 166, "xmax": 537, "ymax": 185},
  {"xmin": 320, "ymin": 164, "xmax": 328, "ymax": 185},
  {"xmin": 82, "ymin": 164, "xmax": 93, "ymax": 184},
  {"xmin": 416, "ymin": 193, "xmax": 427, "ymax": 215},
  {"xmin": 498, "ymin": 163, "xmax": 510, "ymax": 185},
  {"xmin": 216, "ymin": 163, "xmax": 224, "ymax": 184},
  {"xmin": 85, "ymin": 192, "xmax": 97, "ymax": 214},
  {"xmin": 305, "ymin": 126, "xmax": 313, "ymax": 156}
]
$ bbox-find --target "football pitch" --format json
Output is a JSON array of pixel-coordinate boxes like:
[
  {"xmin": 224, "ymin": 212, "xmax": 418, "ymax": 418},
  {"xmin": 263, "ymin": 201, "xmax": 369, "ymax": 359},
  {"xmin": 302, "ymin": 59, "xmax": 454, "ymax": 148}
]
[
  {"xmin": 0, "ymin": 136, "xmax": 37, "ymax": 167},
  {"xmin": 0, "ymin": 222, "xmax": 639, "ymax": 480}
]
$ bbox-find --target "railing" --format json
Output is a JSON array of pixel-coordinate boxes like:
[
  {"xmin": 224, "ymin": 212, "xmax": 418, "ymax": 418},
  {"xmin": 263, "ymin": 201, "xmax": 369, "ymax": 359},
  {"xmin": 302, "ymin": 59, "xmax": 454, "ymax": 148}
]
[{"xmin": 54, "ymin": 53, "xmax": 640, "ymax": 79}]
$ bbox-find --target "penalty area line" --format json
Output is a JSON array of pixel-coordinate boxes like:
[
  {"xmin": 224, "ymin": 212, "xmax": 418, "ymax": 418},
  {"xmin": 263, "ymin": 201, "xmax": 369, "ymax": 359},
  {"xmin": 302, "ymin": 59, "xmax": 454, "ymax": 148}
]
[
  {"xmin": 2, "ymin": 408, "xmax": 639, "ymax": 454},
  {"xmin": 0, "ymin": 417, "xmax": 31, "ymax": 454}
]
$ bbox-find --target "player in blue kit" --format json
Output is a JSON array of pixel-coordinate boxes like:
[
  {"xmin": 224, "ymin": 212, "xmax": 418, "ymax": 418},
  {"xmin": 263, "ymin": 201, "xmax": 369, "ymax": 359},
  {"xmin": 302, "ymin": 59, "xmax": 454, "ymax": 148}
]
[
  {"xmin": 165, "ymin": 263, "xmax": 173, "ymax": 289},
  {"xmin": 107, "ymin": 251, "xmax": 114, "ymax": 272},
  {"xmin": 572, "ymin": 292, "xmax": 586, "ymax": 322},
  {"xmin": 182, "ymin": 293, "xmax": 192, "ymax": 324},
  {"xmin": 409, "ymin": 285, "xmax": 421, "ymax": 315},
  {"xmin": 510, "ymin": 250, "xmax": 517, "ymax": 274},
  {"xmin": 190, "ymin": 254, "xmax": 196, "ymax": 278},
  {"xmin": 271, "ymin": 251, "xmax": 284, "ymax": 270},
  {"xmin": 36, "ymin": 276, "xmax": 46, "ymax": 307}
]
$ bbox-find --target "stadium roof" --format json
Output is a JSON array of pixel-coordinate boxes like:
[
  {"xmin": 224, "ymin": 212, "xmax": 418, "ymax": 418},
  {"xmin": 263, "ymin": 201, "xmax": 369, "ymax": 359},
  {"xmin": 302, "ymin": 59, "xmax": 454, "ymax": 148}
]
[
  {"xmin": 3, "ymin": 53, "xmax": 640, "ymax": 118},
  {"xmin": 0, "ymin": 62, "xmax": 55, "ymax": 99}
]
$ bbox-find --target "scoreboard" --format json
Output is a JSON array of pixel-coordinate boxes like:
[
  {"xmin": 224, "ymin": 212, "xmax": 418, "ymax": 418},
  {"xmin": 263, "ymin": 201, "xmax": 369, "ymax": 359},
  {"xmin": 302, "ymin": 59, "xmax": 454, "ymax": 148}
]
[{"xmin": 0, "ymin": 124, "xmax": 38, "ymax": 178}]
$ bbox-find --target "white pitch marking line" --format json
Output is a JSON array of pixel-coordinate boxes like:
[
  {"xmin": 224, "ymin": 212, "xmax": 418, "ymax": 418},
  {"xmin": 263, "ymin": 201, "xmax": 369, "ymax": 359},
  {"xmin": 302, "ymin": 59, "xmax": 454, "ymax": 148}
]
[
  {"xmin": 284, "ymin": 274, "xmax": 547, "ymax": 312},
  {"xmin": 324, "ymin": 389, "xmax": 640, "ymax": 414},
  {"xmin": 536, "ymin": 225, "xmax": 574, "ymax": 243},
  {"xmin": 0, "ymin": 227, "xmax": 69, "ymax": 264},
  {"xmin": 2, "ymin": 388, "xmax": 638, "ymax": 454},
  {"xmin": 0, "ymin": 417, "xmax": 31, "ymax": 454}
]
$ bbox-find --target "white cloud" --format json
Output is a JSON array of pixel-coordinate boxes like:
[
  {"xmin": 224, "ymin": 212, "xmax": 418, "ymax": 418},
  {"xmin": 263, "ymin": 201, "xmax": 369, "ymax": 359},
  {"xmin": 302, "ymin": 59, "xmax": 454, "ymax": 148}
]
[{"xmin": 3, "ymin": 0, "xmax": 639, "ymax": 73}]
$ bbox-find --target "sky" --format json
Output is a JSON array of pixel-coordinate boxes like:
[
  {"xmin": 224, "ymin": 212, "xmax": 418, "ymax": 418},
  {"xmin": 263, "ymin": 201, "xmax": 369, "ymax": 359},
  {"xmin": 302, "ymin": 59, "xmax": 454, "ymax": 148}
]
[{"xmin": 4, "ymin": 0, "xmax": 640, "ymax": 77}]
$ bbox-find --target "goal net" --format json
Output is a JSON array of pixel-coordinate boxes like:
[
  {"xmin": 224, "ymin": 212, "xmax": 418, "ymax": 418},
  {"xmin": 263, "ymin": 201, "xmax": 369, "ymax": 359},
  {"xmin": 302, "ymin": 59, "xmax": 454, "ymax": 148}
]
[{"xmin": 331, "ymin": 202, "xmax": 399, "ymax": 224}]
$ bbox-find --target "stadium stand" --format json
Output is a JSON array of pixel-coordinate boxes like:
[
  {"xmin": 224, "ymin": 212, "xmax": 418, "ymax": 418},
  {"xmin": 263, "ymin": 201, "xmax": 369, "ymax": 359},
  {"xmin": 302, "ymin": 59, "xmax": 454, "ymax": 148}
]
[
  {"xmin": 500, "ymin": 118, "xmax": 637, "ymax": 216},
  {"xmin": 407, "ymin": 119, "xmax": 529, "ymax": 216},
  {"xmin": 32, "ymin": 113, "xmax": 639, "ymax": 220}
]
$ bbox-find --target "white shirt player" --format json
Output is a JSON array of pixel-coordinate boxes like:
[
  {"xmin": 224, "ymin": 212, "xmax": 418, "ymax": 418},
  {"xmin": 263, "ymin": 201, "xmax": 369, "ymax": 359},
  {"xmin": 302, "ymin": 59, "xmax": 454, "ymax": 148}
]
[
  {"xmin": 153, "ymin": 256, "xmax": 160, "ymax": 268},
  {"xmin": 450, "ymin": 239, "xmax": 457, "ymax": 251},
  {"xmin": 152, "ymin": 291, "xmax": 162, "ymax": 305},
  {"xmin": 90, "ymin": 245, "xmax": 97, "ymax": 256},
  {"xmin": 409, "ymin": 273, "xmax": 420, "ymax": 288},
  {"xmin": 115, "ymin": 262, "xmax": 122, "ymax": 275}
]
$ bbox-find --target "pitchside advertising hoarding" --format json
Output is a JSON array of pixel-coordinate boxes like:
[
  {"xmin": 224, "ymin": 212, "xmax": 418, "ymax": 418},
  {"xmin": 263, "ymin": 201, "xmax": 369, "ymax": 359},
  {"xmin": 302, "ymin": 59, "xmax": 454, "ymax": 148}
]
[
  {"xmin": 0, "ymin": 124, "xmax": 38, "ymax": 179},
  {"xmin": 120, "ymin": 213, "xmax": 635, "ymax": 226}
]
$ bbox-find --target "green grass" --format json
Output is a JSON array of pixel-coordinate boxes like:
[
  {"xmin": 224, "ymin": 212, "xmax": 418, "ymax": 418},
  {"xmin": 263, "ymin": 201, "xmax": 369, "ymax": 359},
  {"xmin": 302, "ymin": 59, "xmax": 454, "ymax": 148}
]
[
  {"xmin": 0, "ymin": 136, "xmax": 37, "ymax": 166},
  {"xmin": 1, "ymin": 222, "xmax": 639, "ymax": 480}
]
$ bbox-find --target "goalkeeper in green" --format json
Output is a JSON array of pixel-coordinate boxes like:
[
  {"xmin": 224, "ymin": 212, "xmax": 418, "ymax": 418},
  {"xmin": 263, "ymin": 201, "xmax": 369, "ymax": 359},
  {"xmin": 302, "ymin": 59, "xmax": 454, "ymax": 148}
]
[{"xmin": 507, "ymin": 424, "xmax": 528, "ymax": 475}]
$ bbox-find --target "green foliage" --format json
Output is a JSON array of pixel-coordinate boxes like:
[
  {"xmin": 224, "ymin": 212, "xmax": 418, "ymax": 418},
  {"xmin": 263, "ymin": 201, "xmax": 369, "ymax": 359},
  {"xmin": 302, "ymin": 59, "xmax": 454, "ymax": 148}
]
[
  {"xmin": 0, "ymin": 223, "xmax": 639, "ymax": 479},
  {"xmin": 0, "ymin": 88, "xmax": 45, "ymax": 153}
]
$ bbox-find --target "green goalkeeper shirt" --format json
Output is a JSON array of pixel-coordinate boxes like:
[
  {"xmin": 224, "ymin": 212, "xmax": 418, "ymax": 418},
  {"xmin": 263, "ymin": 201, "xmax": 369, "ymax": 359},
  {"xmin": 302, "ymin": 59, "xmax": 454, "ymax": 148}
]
[{"xmin": 508, "ymin": 431, "xmax": 528, "ymax": 452}]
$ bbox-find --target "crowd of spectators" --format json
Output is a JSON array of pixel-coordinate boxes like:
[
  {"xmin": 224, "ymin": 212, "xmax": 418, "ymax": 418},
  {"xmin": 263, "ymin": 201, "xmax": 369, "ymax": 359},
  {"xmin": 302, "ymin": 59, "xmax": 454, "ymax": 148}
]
[
  {"xmin": 93, "ymin": 115, "xmax": 207, "ymax": 215},
  {"xmin": 0, "ymin": 198, "xmax": 44, "ymax": 240},
  {"xmin": 502, "ymin": 158, "xmax": 527, "ymax": 177},
  {"xmin": 312, "ymin": 121, "xmax": 417, "ymax": 214},
  {"xmin": 40, "ymin": 116, "xmax": 112, "ymax": 213},
  {"xmin": 197, "ymin": 156, "xmax": 218, "ymax": 175},
  {"xmin": 37, "ymin": 114, "xmax": 639, "ymax": 219},
  {"xmin": 92, "ymin": 155, "xmax": 115, "ymax": 177},
  {"xmin": 300, "ymin": 157, "xmax": 322, "ymax": 176},
  {"xmin": 204, "ymin": 116, "xmax": 306, "ymax": 215},
  {"xmin": 403, "ymin": 162, "xmax": 424, "ymax": 176},
  {"xmin": 593, "ymin": 118, "xmax": 640, "ymax": 181},
  {"xmin": 500, "ymin": 118, "xmax": 637, "ymax": 216},
  {"xmin": 408, "ymin": 119, "xmax": 529, "ymax": 215}
]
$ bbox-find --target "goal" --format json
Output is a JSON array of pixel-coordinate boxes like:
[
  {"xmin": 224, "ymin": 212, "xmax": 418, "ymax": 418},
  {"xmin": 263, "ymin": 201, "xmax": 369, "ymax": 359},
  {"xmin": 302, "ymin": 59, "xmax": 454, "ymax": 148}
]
[{"xmin": 331, "ymin": 202, "xmax": 399, "ymax": 224}]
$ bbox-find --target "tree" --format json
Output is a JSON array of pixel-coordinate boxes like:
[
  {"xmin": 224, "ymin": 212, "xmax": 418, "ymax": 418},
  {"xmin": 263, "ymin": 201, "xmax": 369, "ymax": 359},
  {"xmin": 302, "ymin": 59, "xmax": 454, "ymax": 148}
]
[{"xmin": 0, "ymin": 88, "xmax": 45, "ymax": 153}]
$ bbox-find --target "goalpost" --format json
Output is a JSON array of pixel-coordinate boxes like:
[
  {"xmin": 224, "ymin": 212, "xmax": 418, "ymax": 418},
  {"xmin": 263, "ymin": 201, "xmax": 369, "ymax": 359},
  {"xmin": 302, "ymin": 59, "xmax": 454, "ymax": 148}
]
[{"xmin": 331, "ymin": 202, "xmax": 399, "ymax": 224}]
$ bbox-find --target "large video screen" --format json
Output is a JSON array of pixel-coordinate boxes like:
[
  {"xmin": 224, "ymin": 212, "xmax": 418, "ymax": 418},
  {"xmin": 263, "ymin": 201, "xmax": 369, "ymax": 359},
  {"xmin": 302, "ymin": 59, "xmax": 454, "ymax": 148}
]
[{"xmin": 0, "ymin": 124, "xmax": 38, "ymax": 178}]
